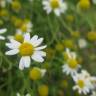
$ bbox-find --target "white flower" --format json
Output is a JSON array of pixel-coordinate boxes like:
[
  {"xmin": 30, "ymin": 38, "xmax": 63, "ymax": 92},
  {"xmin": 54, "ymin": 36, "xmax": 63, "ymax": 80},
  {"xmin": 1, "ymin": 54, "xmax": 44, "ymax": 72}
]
[
  {"xmin": 42, "ymin": 0, "xmax": 67, "ymax": 16},
  {"xmin": 72, "ymin": 72, "xmax": 92, "ymax": 95},
  {"xmin": 62, "ymin": 48, "xmax": 81, "ymax": 76},
  {"xmin": 5, "ymin": 33, "xmax": 47, "ymax": 70},
  {"xmin": 78, "ymin": 38, "xmax": 87, "ymax": 48},
  {"xmin": 0, "ymin": 28, "xmax": 7, "ymax": 40},
  {"xmin": 16, "ymin": 21, "xmax": 32, "ymax": 34}
]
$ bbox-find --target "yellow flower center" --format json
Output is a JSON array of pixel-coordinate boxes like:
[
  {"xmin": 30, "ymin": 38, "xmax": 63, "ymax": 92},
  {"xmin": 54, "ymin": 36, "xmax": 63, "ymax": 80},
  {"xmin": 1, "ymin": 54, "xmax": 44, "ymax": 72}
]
[
  {"xmin": 21, "ymin": 24, "xmax": 27, "ymax": 32},
  {"xmin": 19, "ymin": 43, "xmax": 34, "ymax": 56},
  {"xmin": 50, "ymin": 0, "xmax": 59, "ymax": 9},
  {"xmin": 68, "ymin": 59, "xmax": 78, "ymax": 69},
  {"xmin": 29, "ymin": 67, "xmax": 42, "ymax": 80},
  {"xmin": 78, "ymin": 0, "xmax": 90, "ymax": 10},
  {"xmin": 77, "ymin": 80, "xmax": 85, "ymax": 88},
  {"xmin": 14, "ymin": 34, "xmax": 24, "ymax": 43}
]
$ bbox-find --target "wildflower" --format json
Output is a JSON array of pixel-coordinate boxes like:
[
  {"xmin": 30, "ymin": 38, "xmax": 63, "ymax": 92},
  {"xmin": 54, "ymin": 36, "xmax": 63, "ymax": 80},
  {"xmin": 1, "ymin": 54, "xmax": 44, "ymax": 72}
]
[
  {"xmin": 72, "ymin": 71, "xmax": 93, "ymax": 95},
  {"xmin": 5, "ymin": 33, "xmax": 47, "ymax": 70},
  {"xmin": 77, "ymin": 0, "xmax": 91, "ymax": 10},
  {"xmin": 78, "ymin": 38, "xmax": 87, "ymax": 48},
  {"xmin": 38, "ymin": 84, "xmax": 49, "ymax": 96},
  {"xmin": 29, "ymin": 67, "xmax": 46, "ymax": 80},
  {"xmin": 62, "ymin": 48, "xmax": 81, "ymax": 76},
  {"xmin": 42, "ymin": 0, "xmax": 67, "ymax": 16},
  {"xmin": 0, "ymin": 28, "xmax": 7, "ymax": 40}
]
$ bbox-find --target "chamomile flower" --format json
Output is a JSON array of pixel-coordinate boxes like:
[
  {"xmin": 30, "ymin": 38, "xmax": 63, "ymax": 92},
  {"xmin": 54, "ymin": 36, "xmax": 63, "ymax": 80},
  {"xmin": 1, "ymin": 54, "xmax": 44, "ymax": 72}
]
[
  {"xmin": 72, "ymin": 72, "xmax": 92, "ymax": 95},
  {"xmin": 42, "ymin": 0, "xmax": 67, "ymax": 16},
  {"xmin": 5, "ymin": 33, "xmax": 47, "ymax": 70},
  {"xmin": 0, "ymin": 28, "xmax": 7, "ymax": 40},
  {"xmin": 62, "ymin": 48, "xmax": 81, "ymax": 76},
  {"xmin": 16, "ymin": 21, "xmax": 32, "ymax": 34}
]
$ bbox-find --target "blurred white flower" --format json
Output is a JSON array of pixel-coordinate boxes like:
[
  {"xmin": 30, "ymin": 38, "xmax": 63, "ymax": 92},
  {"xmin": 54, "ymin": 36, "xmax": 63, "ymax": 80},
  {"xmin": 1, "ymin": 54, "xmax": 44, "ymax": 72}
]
[
  {"xmin": 0, "ymin": 28, "xmax": 7, "ymax": 40},
  {"xmin": 62, "ymin": 48, "xmax": 81, "ymax": 76},
  {"xmin": 78, "ymin": 38, "xmax": 87, "ymax": 48},
  {"xmin": 42, "ymin": 0, "xmax": 67, "ymax": 16},
  {"xmin": 5, "ymin": 33, "xmax": 47, "ymax": 70}
]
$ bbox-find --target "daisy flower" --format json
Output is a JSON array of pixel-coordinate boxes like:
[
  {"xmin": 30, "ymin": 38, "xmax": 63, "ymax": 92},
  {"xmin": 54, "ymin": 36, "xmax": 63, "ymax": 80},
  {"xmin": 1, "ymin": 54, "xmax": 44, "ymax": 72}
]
[
  {"xmin": 42, "ymin": 0, "xmax": 67, "ymax": 16},
  {"xmin": 62, "ymin": 48, "xmax": 81, "ymax": 76},
  {"xmin": 72, "ymin": 72, "xmax": 92, "ymax": 95},
  {"xmin": 0, "ymin": 28, "xmax": 7, "ymax": 40},
  {"xmin": 5, "ymin": 33, "xmax": 47, "ymax": 70}
]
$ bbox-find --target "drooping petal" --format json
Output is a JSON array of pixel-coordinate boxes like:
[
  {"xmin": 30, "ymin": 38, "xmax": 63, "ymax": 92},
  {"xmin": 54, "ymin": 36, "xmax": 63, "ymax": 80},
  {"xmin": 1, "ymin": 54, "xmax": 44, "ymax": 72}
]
[{"xmin": 21, "ymin": 56, "xmax": 31, "ymax": 68}]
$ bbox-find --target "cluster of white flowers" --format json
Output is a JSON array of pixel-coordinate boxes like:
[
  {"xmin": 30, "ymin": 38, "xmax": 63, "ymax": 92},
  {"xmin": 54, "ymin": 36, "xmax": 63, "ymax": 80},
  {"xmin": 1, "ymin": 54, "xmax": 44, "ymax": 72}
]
[{"xmin": 62, "ymin": 48, "xmax": 96, "ymax": 95}]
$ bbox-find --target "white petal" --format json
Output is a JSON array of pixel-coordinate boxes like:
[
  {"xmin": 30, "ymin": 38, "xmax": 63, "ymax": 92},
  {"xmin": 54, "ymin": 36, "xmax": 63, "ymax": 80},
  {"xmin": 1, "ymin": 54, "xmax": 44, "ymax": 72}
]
[
  {"xmin": 19, "ymin": 58, "xmax": 24, "ymax": 70},
  {"xmin": 0, "ymin": 36, "xmax": 5, "ymax": 40},
  {"xmin": 24, "ymin": 33, "xmax": 30, "ymax": 42},
  {"xmin": 21, "ymin": 56, "xmax": 31, "ymax": 68},
  {"xmin": 0, "ymin": 28, "xmax": 7, "ymax": 34},
  {"xmin": 6, "ymin": 42, "xmax": 21, "ymax": 49},
  {"xmin": 10, "ymin": 39, "xmax": 21, "ymax": 46},
  {"xmin": 35, "ymin": 45, "xmax": 47, "ymax": 50},
  {"xmin": 31, "ymin": 35, "xmax": 38, "ymax": 42},
  {"xmin": 54, "ymin": 9, "xmax": 61, "ymax": 16},
  {"xmin": 5, "ymin": 49, "xmax": 19, "ymax": 55},
  {"xmin": 31, "ymin": 51, "xmax": 45, "ymax": 62},
  {"xmin": 31, "ymin": 38, "xmax": 44, "ymax": 47}
]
